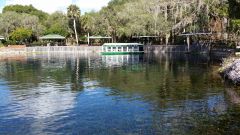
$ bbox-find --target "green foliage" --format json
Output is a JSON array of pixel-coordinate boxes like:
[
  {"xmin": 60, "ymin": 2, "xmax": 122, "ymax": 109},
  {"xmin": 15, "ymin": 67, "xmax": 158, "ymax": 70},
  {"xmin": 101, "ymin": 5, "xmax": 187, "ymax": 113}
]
[
  {"xmin": 0, "ymin": 1, "xmax": 240, "ymax": 45},
  {"xmin": 44, "ymin": 12, "xmax": 69, "ymax": 36},
  {"xmin": 4, "ymin": 40, "xmax": 17, "ymax": 45},
  {"xmin": 82, "ymin": 0, "xmax": 226, "ymax": 42},
  {"xmin": 3, "ymin": 4, "xmax": 48, "ymax": 21},
  {"xmin": 67, "ymin": 4, "xmax": 81, "ymax": 44},
  {"xmin": 229, "ymin": 0, "xmax": 240, "ymax": 19},
  {"xmin": 0, "ymin": 11, "xmax": 44, "ymax": 39},
  {"xmin": 230, "ymin": 19, "xmax": 240, "ymax": 32},
  {"xmin": 45, "ymin": 24, "xmax": 68, "ymax": 36},
  {"xmin": 208, "ymin": 1, "xmax": 229, "ymax": 17},
  {"xmin": 67, "ymin": 5, "xmax": 81, "ymax": 19},
  {"xmin": 31, "ymin": 41, "xmax": 47, "ymax": 46},
  {"xmin": 9, "ymin": 28, "xmax": 32, "ymax": 43},
  {"xmin": 0, "ymin": 12, "xmax": 21, "ymax": 38}
]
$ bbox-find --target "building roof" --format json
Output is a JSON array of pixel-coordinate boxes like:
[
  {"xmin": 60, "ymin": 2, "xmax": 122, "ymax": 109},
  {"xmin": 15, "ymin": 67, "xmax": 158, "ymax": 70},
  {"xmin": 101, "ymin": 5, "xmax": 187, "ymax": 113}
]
[
  {"xmin": 103, "ymin": 43, "xmax": 143, "ymax": 46},
  {"xmin": 0, "ymin": 36, "xmax": 4, "ymax": 40},
  {"xmin": 39, "ymin": 34, "xmax": 65, "ymax": 40},
  {"xmin": 132, "ymin": 36, "xmax": 160, "ymax": 38},
  {"xmin": 89, "ymin": 36, "xmax": 112, "ymax": 39},
  {"xmin": 180, "ymin": 33, "xmax": 212, "ymax": 36}
]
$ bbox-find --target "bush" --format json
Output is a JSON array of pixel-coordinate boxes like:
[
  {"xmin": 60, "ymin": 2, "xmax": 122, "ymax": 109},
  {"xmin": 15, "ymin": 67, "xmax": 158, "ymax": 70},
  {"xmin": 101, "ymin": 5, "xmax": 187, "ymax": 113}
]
[
  {"xmin": 4, "ymin": 40, "xmax": 17, "ymax": 45},
  {"xmin": 30, "ymin": 41, "xmax": 45, "ymax": 46},
  {"xmin": 9, "ymin": 28, "xmax": 32, "ymax": 43}
]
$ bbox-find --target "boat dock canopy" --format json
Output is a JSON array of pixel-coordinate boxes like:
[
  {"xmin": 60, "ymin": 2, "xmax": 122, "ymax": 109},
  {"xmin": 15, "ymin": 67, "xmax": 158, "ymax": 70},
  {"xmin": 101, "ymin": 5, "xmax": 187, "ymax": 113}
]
[
  {"xmin": 179, "ymin": 33, "xmax": 212, "ymax": 36},
  {"xmin": 0, "ymin": 36, "xmax": 4, "ymax": 40},
  {"xmin": 132, "ymin": 36, "xmax": 160, "ymax": 38},
  {"xmin": 103, "ymin": 43, "xmax": 143, "ymax": 46},
  {"xmin": 39, "ymin": 34, "xmax": 65, "ymax": 40},
  {"xmin": 89, "ymin": 36, "xmax": 112, "ymax": 39}
]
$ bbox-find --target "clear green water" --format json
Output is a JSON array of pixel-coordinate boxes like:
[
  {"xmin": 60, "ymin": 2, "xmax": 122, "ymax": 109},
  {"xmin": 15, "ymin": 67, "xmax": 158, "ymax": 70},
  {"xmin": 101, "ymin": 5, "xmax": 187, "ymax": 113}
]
[{"xmin": 0, "ymin": 53, "xmax": 240, "ymax": 135}]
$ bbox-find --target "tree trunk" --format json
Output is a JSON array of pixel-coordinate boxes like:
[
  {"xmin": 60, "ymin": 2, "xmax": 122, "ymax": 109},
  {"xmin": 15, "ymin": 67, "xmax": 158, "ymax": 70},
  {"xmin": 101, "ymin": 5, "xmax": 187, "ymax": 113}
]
[
  {"xmin": 166, "ymin": 33, "xmax": 170, "ymax": 45},
  {"xmin": 73, "ymin": 19, "xmax": 79, "ymax": 45},
  {"xmin": 165, "ymin": 6, "xmax": 168, "ymax": 21}
]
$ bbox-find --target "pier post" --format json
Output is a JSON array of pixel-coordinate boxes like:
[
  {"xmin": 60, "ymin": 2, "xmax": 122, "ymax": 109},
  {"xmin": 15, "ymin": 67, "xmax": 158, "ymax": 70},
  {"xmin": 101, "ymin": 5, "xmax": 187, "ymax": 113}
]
[
  {"xmin": 87, "ymin": 33, "xmax": 90, "ymax": 45},
  {"xmin": 187, "ymin": 36, "xmax": 190, "ymax": 52}
]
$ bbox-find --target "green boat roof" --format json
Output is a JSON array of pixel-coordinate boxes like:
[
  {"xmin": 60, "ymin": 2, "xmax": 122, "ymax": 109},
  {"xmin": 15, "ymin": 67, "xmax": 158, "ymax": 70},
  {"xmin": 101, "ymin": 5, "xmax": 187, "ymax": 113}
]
[
  {"xmin": 103, "ymin": 43, "xmax": 143, "ymax": 46},
  {"xmin": 39, "ymin": 34, "xmax": 65, "ymax": 40}
]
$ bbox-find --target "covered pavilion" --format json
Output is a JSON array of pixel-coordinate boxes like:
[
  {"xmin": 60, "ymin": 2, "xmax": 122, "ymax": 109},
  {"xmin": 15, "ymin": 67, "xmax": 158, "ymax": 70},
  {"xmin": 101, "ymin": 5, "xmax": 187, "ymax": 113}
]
[
  {"xmin": 87, "ymin": 33, "xmax": 112, "ymax": 46},
  {"xmin": 180, "ymin": 32, "xmax": 212, "ymax": 52},
  {"xmin": 39, "ymin": 34, "xmax": 66, "ymax": 46}
]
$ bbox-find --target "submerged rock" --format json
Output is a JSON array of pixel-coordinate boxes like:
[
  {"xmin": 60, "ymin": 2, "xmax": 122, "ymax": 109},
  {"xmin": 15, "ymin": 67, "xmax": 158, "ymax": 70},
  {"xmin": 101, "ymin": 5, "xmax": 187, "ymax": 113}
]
[{"xmin": 219, "ymin": 58, "xmax": 240, "ymax": 84}]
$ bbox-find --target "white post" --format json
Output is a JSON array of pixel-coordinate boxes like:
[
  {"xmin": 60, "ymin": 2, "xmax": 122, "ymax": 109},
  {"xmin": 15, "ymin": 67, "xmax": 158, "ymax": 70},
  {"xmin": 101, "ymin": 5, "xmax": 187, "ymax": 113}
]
[
  {"xmin": 87, "ymin": 33, "xmax": 90, "ymax": 45},
  {"xmin": 187, "ymin": 36, "xmax": 190, "ymax": 52}
]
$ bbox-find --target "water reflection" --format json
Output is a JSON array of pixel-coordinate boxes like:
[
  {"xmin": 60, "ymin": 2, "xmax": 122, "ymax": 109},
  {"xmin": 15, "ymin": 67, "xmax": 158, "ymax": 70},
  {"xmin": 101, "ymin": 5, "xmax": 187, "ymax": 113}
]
[{"xmin": 0, "ymin": 53, "xmax": 238, "ymax": 134}]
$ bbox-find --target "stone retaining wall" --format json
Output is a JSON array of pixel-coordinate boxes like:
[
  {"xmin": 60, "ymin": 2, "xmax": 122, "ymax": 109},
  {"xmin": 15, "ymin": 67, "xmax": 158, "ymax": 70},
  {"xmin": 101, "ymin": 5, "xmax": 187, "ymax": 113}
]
[
  {"xmin": 0, "ymin": 44, "xmax": 220, "ymax": 56},
  {"xmin": 26, "ymin": 46, "xmax": 102, "ymax": 54},
  {"xmin": 144, "ymin": 45, "xmax": 210, "ymax": 54}
]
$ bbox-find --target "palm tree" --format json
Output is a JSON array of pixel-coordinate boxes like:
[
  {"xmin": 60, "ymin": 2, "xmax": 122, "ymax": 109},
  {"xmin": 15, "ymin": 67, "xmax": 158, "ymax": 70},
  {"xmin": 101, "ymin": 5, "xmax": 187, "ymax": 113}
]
[{"xmin": 67, "ymin": 4, "xmax": 80, "ymax": 45}]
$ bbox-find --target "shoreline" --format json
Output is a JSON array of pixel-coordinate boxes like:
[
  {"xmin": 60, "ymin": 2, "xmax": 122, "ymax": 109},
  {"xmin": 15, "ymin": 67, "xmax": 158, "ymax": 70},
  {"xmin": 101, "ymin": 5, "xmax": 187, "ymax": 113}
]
[
  {"xmin": 219, "ymin": 57, "xmax": 240, "ymax": 84},
  {"xmin": 0, "ymin": 45, "xmax": 233, "ymax": 58}
]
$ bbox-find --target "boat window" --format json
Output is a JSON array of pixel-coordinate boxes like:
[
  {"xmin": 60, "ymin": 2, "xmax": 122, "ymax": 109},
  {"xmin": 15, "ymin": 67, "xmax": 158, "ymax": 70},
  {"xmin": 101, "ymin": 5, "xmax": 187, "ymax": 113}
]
[
  {"xmin": 123, "ymin": 47, "xmax": 127, "ymax": 52},
  {"xmin": 118, "ymin": 47, "xmax": 122, "ymax": 52},
  {"xmin": 139, "ymin": 46, "xmax": 144, "ymax": 51},
  {"xmin": 108, "ymin": 47, "xmax": 111, "ymax": 52},
  {"xmin": 129, "ymin": 46, "xmax": 133, "ymax": 52},
  {"xmin": 134, "ymin": 46, "xmax": 138, "ymax": 51},
  {"xmin": 113, "ymin": 47, "xmax": 116, "ymax": 52}
]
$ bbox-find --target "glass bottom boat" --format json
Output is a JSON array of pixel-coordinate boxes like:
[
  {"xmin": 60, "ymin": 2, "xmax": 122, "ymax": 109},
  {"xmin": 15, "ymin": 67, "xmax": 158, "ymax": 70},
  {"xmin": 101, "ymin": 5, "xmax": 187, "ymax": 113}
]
[{"xmin": 101, "ymin": 43, "xmax": 144, "ymax": 55}]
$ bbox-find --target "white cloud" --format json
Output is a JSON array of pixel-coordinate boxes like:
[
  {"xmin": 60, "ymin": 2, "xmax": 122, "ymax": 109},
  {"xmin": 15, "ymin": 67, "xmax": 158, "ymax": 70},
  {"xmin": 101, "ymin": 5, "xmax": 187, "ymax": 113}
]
[
  {"xmin": 77, "ymin": 0, "xmax": 110, "ymax": 13},
  {"xmin": 4, "ymin": 0, "xmax": 110, "ymax": 14}
]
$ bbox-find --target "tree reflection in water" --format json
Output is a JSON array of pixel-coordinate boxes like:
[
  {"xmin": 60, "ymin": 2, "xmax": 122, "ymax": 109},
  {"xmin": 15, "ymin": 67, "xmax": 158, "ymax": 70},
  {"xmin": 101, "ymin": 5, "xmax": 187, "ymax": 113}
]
[{"xmin": 0, "ymin": 52, "xmax": 239, "ymax": 134}]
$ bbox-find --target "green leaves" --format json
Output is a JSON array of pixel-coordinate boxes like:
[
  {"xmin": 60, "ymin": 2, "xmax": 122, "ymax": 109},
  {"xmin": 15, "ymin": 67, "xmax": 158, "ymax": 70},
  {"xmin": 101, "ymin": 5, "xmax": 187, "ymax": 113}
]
[
  {"xmin": 9, "ymin": 28, "xmax": 32, "ymax": 43},
  {"xmin": 3, "ymin": 4, "xmax": 48, "ymax": 21},
  {"xmin": 0, "ymin": 12, "xmax": 44, "ymax": 40},
  {"xmin": 67, "ymin": 5, "xmax": 81, "ymax": 19},
  {"xmin": 67, "ymin": 4, "xmax": 81, "ymax": 45},
  {"xmin": 230, "ymin": 19, "xmax": 240, "ymax": 32},
  {"xmin": 44, "ymin": 12, "xmax": 69, "ymax": 37}
]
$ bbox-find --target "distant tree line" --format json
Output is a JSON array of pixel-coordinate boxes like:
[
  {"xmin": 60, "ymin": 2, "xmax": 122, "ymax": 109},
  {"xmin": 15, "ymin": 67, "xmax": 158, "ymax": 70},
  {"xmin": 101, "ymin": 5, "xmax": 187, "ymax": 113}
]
[
  {"xmin": 0, "ymin": 0, "xmax": 240, "ymax": 46},
  {"xmin": 82, "ymin": 0, "xmax": 237, "ymax": 45},
  {"xmin": 0, "ymin": 4, "xmax": 78, "ymax": 46}
]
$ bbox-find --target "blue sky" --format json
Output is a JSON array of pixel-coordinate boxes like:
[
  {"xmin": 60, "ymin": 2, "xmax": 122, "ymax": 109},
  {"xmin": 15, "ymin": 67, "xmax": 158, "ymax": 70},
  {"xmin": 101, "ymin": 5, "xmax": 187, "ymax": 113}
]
[
  {"xmin": 0, "ymin": 0, "xmax": 111, "ymax": 13},
  {"xmin": 0, "ymin": 0, "xmax": 6, "ymax": 12}
]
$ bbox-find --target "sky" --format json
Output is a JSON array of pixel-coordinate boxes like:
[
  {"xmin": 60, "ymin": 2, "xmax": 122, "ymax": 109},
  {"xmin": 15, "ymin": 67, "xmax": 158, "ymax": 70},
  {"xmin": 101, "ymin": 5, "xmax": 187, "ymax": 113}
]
[{"xmin": 0, "ymin": 0, "xmax": 111, "ymax": 14}]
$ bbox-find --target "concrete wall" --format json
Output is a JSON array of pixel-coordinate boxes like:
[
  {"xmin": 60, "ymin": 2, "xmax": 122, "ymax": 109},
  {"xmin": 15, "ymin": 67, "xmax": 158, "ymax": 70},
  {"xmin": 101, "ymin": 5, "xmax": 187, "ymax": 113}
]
[
  {"xmin": 26, "ymin": 46, "xmax": 102, "ymax": 54},
  {"xmin": 144, "ymin": 45, "xmax": 210, "ymax": 54},
  {"xmin": 0, "ymin": 45, "xmax": 212, "ymax": 56}
]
